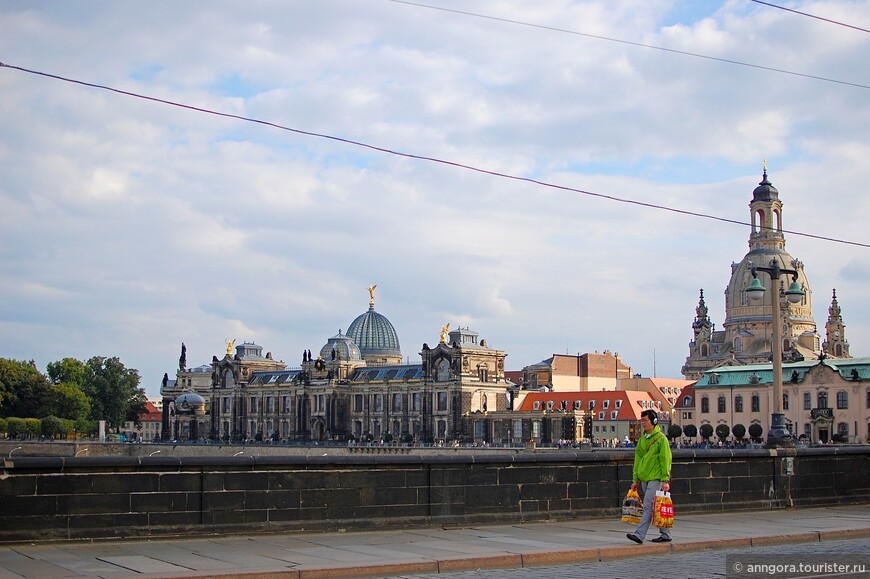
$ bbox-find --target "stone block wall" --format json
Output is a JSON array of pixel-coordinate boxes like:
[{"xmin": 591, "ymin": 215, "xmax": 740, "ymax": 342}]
[{"xmin": 1, "ymin": 447, "xmax": 868, "ymax": 543}]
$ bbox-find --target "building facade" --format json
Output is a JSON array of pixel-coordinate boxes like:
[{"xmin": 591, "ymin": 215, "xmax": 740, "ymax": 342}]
[
  {"xmin": 160, "ymin": 295, "xmax": 511, "ymax": 444},
  {"xmin": 682, "ymin": 168, "xmax": 852, "ymax": 379},
  {"xmin": 681, "ymin": 358, "xmax": 870, "ymax": 444}
]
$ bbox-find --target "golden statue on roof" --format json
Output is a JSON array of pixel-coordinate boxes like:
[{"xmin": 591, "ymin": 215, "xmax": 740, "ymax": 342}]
[
  {"xmin": 440, "ymin": 323, "xmax": 450, "ymax": 344},
  {"xmin": 367, "ymin": 284, "xmax": 377, "ymax": 308},
  {"xmin": 226, "ymin": 338, "xmax": 236, "ymax": 357}
]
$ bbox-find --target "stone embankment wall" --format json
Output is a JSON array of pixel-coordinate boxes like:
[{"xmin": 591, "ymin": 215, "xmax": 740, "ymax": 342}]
[{"xmin": 1, "ymin": 447, "xmax": 867, "ymax": 543}]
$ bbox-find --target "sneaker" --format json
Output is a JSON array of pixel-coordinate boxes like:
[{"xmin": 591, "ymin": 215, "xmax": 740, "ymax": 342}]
[
  {"xmin": 626, "ymin": 533, "xmax": 643, "ymax": 544},
  {"xmin": 651, "ymin": 536, "xmax": 672, "ymax": 543}
]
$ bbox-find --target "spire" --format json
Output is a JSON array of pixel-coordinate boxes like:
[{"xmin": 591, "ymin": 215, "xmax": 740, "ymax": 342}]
[
  {"xmin": 692, "ymin": 289, "xmax": 711, "ymax": 329},
  {"xmin": 828, "ymin": 289, "xmax": 842, "ymax": 323}
]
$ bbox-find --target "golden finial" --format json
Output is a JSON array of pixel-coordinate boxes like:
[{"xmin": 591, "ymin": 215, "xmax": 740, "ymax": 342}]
[
  {"xmin": 440, "ymin": 324, "xmax": 450, "ymax": 344},
  {"xmin": 367, "ymin": 284, "xmax": 377, "ymax": 308},
  {"xmin": 763, "ymin": 159, "xmax": 767, "ymax": 175}
]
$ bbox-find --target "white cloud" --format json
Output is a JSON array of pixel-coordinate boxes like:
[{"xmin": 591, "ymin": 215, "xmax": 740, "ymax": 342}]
[{"xmin": 1, "ymin": 0, "xmax": 869, "ymax": 395}]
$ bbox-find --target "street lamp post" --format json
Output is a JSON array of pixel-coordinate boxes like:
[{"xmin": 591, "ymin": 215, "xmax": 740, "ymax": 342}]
[{"xmin": 746, "ymin": 259, "xmax": 805, "ymax": 448}]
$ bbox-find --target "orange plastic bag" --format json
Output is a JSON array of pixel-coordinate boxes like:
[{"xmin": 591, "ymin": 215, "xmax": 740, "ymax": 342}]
[
  {"xmin": 653, "ymin": 490, "xmax": 674, "ymax": 528},
  {"xmin": 621, "ymin": 487, "xmax": 643, "ymax": 524}
]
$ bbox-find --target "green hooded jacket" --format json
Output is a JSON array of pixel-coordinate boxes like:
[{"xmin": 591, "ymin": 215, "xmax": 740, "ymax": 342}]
[{"xmin": 632, "ymin": 425, "xmax": 672, "ymax": 483}]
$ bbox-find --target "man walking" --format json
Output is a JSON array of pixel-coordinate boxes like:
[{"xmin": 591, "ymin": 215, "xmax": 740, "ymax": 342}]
[{"xmin": 626, "ymin": 409, "xmax": 672, "ymax": 544}]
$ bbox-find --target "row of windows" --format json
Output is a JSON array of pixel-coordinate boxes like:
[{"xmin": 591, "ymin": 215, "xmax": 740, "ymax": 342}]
[
  {"xmin": 532, "ymin": 399, "xmax": 625, "ymax": 411},
  {"xmin": 216, "ymin": 392, "xmax": 452, "ymax": 415},
  {"xmin": 699, "ymin": 390, "xmax": 865, "ymax": 413}
]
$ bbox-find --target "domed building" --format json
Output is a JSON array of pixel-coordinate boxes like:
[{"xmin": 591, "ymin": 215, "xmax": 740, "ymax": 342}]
[
  {"xmin": 682, "ymin": 167, "xmax": 851, "ymax": 380},
  {"xmin": 345, "ymin": 287, "xmax": 402, "ymax": 365}
]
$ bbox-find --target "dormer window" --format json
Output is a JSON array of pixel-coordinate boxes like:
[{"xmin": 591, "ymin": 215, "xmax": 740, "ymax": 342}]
[
  {"xmin": 603, "ymin": 400, "xmax": 610, "ymax": 410},
  {"xmin": 533, "ymin": 401, "xmax": 541, "ymax": 410}
]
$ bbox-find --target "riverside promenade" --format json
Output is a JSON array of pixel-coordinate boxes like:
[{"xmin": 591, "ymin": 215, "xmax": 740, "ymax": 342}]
[{"xmin": 0, "ymin": 504, "xmax": 868, "ymax": 578}]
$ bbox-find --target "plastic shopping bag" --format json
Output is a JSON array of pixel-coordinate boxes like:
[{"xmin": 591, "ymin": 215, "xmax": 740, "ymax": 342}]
[
  {"xmin": 621, "ymin": 487, "xmax": 643, "ymax": 524},
  {"xmin": 653, "ymin": 490, "xmax": 674, "ymax": 529}
]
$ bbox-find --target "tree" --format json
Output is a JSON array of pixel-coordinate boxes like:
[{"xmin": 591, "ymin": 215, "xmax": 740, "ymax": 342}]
[
  {"xmin": 42, "ymin": 383, "xmax": 91, "ymax": 422},
  {"xmin": 667, "ymin": 424, "xmax": 682, "ymax": 440},
  {"xmin": 699, "ymin": 423, "xmax": 714, "ymax": 441},
  {"xmin": 0, "ymin": 358, "xmax": 53, "ymax": 418},
  {"xmin": 6, "ymin": 417, "xmax": 26, "ymax": 438},
  {"xmin": 732, "ymin": 424, "xmax": 746, "ymax": 440},
  {"xmin": 715, "ymin": 424, "xmax": 730, "ymax": 441},
  {"xmin": 683, "ymin": 424, "xmax": 698, "ymax": 438},
  {"xmin": 748, "ymin": 423, "xmax": 764, "ymax": 442},
  {"xmin": 41, "ymin": 415, "xmax": 66, "ymax": 439},
  {"xmin": 81, "ymin": 356, "xmax": 145, "ymax": 429},
  {"xmin": 46, "ymin": 358, "xmax": 88, "ymax": 388}
]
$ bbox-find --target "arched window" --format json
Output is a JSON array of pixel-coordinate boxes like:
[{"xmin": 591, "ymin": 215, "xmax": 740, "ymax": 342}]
[
  {"xmin": 783, "ymin": 393, "xmax": 789, "ymax": 411},
  {"xmin": 837, "ymin": 391, "xmax": 848, "ymax": 409},
  {"xmin": 837, "ymin": 422, "xmax": 849, "ymax": 437},
  {"xmin": 701, "ymin": 344, "xmax": 709, "ymax": 357},
  {"xmin": 751, "ymin": 395, "xmax": 760, "ymax": 412},
  {"xmin": 734, "ymin": 337, "xmax": 743, "ymax": 353},
  {"xmin": 804, "ymin": 392, "xmax": 811, "ymax": 410},
  {"xmin": 818, "ymin": 391, "xmax": 828, "ymax": 409},
  {"xmin": 735, "ymin": 395, "xmax": 744, "ymax": 413},
  {"xmin": 701, "ymin": 396, "xmax": 710, "ymax": 413},
  {"xmin": 718, "ymin": 396, "xmax": 726, "ymax": 413}
]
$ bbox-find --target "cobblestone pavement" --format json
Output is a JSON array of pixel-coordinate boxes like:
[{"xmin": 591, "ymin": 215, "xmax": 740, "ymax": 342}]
[{"xmin": 390, "ymin": 538, "xmax": 870, "ymax": 579}]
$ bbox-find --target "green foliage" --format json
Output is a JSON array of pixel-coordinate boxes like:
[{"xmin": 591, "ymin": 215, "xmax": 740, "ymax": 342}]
[
  {"xmin": 0, "ymin": 358, "xmax": 53, "ymax": 418},
  {"xmin": 748, "ymin": 423, "xmax": 764, "ymax": 441},
  {"xmin": 46, "ymin": 358, "xmax": 88, "ymax": 387},
  {"xmin": 667, "ymin": 424, "xmax": 682, "ymax": 439},
  {"xmin": 699, "ymin": 423, "xmax": 714, "ymax": 440},
  {"xmin": 6, "ymin": 417, "xmax": 26, "ymax": 438},
  {"xmin": 683, "ymin": 424, "xmax": 698, "ymax": 438},
  {"xmin": 43, "ymin": 382, "xmax": 91, "ymax": 422},
  {"xmin": 715, "ymin": 424, "xmax": 730, "ymax": 440},
  {"xmin": 81, "ymin": 356, "xmax": 144, "ymax": 429},
  {"xmin": 24, "ymin": 418, "xmax": 40, "ymax": 437},
  {"xmin": 41, "ymin": 415, "xmax": 66, "ymax": 438},
  {"xmin": 732, "ymin": 424, "xmax": 747, "ymax": 440},
  {"xmin": 0, "ymin": 417, "xmax": 6, "ymax": 434}
]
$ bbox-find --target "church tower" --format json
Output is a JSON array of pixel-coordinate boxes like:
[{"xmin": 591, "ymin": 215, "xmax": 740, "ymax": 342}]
[
  {"xmin": 823, "ymin": 289, "xmax": 850, "ymax": 358},
  {"xmin": 682, "ymin": 166, "xmax": 838, "ymax": 379}
]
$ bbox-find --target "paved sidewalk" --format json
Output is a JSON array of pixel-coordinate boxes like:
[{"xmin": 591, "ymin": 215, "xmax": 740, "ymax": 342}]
[{"xmin": 0, "ymin": 504, "xmax": 868, "ymax": 578}]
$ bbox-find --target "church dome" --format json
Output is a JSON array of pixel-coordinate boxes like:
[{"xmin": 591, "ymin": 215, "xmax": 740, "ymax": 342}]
[
  {"xmin": 175, "ymin": 391, "xmax": 206, "ymax": 414},
  {"xmin": 752, "ymin": 170, "xmax": 780, "ymax": 202},
  {"xmin": 319, "ymin": 331, "xmax": 363, "ymax": 362},
  {"xmin": 346, "ymin": 306, "xmax": 402, "ymax": 360}
]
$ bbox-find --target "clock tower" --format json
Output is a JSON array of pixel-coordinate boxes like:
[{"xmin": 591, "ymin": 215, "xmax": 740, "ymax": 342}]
[{"xmin": 823, "ymin": 289, "xmax": 850, "ymax": 358}]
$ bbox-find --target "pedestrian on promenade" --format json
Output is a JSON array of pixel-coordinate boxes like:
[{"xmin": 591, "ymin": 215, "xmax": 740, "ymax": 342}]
[{"xmin": 626, "ymin": 409, "xmax": 672, "ymax": 544}]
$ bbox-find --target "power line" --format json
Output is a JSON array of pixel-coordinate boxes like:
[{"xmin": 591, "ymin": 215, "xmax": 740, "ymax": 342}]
[
  {"xmin": 749, "ymin": 0, "xmax": 870, "ymax": 34},
  {"xmin": 386, "ymin": 0, "xmax": 870, "ymax": 91},
  {"xmin": 1, "ymin": 61, "xmax": 868, "ymax": 249}
]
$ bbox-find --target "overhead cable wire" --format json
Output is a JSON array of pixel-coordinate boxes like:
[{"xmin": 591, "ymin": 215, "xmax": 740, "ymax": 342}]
[
  {"xmin": 1, "ymin": 61, "xmax": 868, "ymax": 249},
  {"xmin": 749, "ymin": 0, "xmax": 870, "ymax": 34},
  {"xmin": 386, "ymin": 0, "xmax": 870, "ymax": 91}
]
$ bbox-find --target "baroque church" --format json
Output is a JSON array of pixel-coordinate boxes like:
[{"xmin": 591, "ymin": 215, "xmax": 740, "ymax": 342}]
[
  {"xmin": 681, "ymin": 166, "xmax": 851, "ymax": 380},
  {"xmin": 677, "ymin": 168, "xmax": 868, "ymax": 443},
  {"xmin": 161, "ymin": 288, "xmax": 510, "ymax": 443}
]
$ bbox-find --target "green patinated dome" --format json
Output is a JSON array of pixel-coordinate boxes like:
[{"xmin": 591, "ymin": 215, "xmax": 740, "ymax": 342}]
[{"xmin": 346, "ymin": 306, "xmax": 401, "ymax": 360}]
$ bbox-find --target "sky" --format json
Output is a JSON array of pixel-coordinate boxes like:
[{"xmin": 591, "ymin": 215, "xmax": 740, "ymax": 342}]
[{"xmin": 2, "ymin": 1, "xmax": 870, "ymax": 398}]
